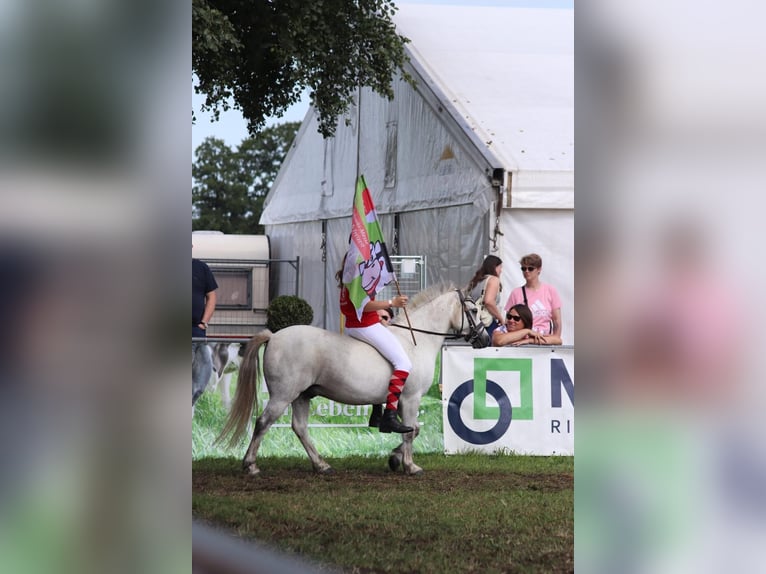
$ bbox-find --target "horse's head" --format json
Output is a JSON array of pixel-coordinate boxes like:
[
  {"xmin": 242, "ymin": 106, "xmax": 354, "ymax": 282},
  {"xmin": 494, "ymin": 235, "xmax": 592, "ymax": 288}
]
[{"xmin": 454, "ymin": 289, "xmax": 491, "ymax": 348}]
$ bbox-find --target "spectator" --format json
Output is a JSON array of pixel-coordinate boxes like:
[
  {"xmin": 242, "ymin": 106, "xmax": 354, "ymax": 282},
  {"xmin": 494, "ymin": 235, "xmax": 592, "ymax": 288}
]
[
  {"xmin": 493, "ymin": 304, "xmax": 561, "ymax": 346},
  {"xmin": 466, "ymin": 255, "xmax": 505, "ymax": 339},
  {"xmin": 193, "ymin": 251, "xmax": 218, "ymax": 408},
  {"xmin": 193, "ymin": 253, "xmax": 218, "ymax": 338},
  {"xmin": 377, "ymin": 307, "xmax": 394, "ymax": 326},
  {"xmin": 504, "ymin": 253, "xmax": 562, "ymax": 339}
]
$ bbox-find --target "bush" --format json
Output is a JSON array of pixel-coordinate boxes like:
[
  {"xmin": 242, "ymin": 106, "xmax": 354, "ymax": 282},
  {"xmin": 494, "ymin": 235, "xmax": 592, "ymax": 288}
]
[{"xmin": 267, "ymin": 295, "xmax": 314, "ymax": 332}]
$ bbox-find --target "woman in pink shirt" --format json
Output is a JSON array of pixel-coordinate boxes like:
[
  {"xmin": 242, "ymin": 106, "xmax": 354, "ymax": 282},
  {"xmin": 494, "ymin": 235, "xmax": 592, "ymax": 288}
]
[{"xmin": 504, "ymin": 253, "xmax": 562, "ymax": 339}]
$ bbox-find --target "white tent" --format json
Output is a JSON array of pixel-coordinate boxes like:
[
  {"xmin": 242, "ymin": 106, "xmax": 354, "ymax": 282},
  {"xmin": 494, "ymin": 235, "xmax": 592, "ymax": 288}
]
[{"xmin": 261, "ymin": 4, "xmax": 573, "ymax": 342}]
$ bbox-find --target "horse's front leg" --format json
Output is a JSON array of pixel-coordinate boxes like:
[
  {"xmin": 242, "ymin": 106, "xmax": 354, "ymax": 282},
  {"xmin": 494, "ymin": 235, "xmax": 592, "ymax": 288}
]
[
  {"xmin": 390, "ymin": 399, "xmax": 423, "ymax": 476},
  {"xmin": 388, "ymin": 426, "xmax": 420, "ymax": 474}
]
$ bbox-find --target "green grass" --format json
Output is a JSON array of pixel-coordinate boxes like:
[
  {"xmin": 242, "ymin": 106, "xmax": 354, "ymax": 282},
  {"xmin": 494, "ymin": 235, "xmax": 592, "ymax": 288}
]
[
  {"xmin": 193, "ymin": 454, "xmax": 573, "ymax": 573},
  {"xmin": 194, "ymin": 353, "xmax": 573, "ymax": 572}
]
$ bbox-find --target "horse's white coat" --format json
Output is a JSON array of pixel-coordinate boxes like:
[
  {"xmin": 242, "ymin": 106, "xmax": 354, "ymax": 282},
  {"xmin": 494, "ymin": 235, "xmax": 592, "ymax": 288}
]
[{"xmin": 220, "ymin": 285, "xmax": 486, "ymax": 476}]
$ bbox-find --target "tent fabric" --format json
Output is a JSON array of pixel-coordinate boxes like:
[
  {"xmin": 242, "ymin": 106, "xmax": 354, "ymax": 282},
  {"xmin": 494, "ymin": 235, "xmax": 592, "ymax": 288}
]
[
  {"xmin": 393, "ymin": 5, "xmax": 574, "ymax": 208},
  {"xmin": 261, "ymin": 4, "xmax": 573, "ymax": 342},
  {"xmin": 398, "ymin": 204, "xmax": 488, "ymax": 290},
  {"xmin": 260, "ymin": 77, "xmax": 496, "ymax": 225}
]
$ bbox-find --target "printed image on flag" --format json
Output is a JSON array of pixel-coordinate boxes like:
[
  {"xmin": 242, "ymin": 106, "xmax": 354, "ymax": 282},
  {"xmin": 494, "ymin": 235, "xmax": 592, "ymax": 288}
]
[{"xmin": 343, "ymin": 175, "xmax": 396, "ymax": 320}]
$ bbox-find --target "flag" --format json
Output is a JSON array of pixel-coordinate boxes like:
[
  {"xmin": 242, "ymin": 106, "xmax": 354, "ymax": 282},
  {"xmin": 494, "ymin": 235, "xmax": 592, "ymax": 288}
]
[{"xmin": 343, "ymin": 175, "xmax": 396, "ymax": 320}]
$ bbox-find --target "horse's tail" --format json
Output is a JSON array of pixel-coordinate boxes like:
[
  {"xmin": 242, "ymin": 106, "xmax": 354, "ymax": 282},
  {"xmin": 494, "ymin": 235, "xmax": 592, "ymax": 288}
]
[{"xmin": 215, "ymin": 330, "xmax": 272, "ymax": 449}]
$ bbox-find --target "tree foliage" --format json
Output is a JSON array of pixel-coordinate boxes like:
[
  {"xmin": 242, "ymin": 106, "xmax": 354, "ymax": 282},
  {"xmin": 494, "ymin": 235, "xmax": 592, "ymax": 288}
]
[
  {"xmin": 192, "ymin": 0, "xmax": 411, "ymax": 138},
  {"xmin": 192, "ymin": 122, "xmax": 300, "ymax": 234}
]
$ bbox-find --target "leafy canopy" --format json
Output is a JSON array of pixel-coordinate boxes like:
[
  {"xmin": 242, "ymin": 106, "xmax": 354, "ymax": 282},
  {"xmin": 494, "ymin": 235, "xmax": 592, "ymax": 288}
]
[
  {"xmin": 192, "ymin": 122, "xmax": 300, "ymax": 234},
  {"xmin": 192, "ymin": 0, "xmax": 411, "ymax": 138}
]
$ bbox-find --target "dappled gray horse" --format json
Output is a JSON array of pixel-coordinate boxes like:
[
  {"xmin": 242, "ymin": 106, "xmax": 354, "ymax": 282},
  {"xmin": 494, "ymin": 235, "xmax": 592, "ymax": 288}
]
[
  {"xmin": 192, "ymin": 342, "xmax": 213, "ymax": 408},
  {"xmin": 210, "ymin": 342, "xmax": 241, "ymax": 411},
  {"xmin": 218, "ymin": 284, "xmax": 488, "ymax": 476},
  {"xmin": 193, "ymin": 342, "xmax": 242, "ymax": 411}
]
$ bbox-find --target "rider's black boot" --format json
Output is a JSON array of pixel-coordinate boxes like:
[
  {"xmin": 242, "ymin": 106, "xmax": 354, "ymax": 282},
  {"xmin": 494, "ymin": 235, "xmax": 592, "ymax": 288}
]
[
  {"xmin": 368, "ymin": 404, "xmax": 383, "ymax": 427},
  {"xmin": 378, "ymin": 409, "xmax": 413, "ymax": 434}
]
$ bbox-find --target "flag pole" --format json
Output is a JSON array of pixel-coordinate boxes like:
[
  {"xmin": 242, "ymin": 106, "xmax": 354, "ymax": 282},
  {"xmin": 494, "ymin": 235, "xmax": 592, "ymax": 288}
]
[
  {"xmin": 352, "ymin": 96, "xmax": 413, "ymax": 345},
  {"xmin": 394, "ymin": 279, "xmax": 417, "ymax": 346}
]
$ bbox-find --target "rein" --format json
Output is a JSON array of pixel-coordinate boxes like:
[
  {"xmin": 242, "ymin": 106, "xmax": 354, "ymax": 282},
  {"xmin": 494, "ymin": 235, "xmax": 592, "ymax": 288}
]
[
  {"xmin": 390, "ymin": 323, "xmax": 463, "ymax": 339},
  {"xmin": 389, "ymin": 289, "xmax": 475, "ymax": 341}
]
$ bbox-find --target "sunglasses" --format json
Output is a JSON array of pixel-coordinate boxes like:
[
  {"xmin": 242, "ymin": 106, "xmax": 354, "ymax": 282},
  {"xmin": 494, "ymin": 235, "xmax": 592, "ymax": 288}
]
[
  {"xmin": 520, "ymin": 266, "xmax": 537, "ymax": 272},
  {"xmin": 506, "ymin": 314, "xmax": 522, "ymax": 322}
]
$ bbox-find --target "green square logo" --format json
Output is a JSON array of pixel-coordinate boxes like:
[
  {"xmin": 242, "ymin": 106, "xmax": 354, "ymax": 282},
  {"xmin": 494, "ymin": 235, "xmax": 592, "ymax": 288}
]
[{"xmin": 472, "ymin": 358, "xmax": 533, "ymax": 421}]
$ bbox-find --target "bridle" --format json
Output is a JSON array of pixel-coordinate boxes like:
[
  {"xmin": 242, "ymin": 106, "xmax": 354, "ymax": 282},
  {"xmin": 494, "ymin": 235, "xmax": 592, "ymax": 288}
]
[
  {"xmin": 456, "ymin": 289, "xmax": 491, "ymax": 348},
  {"xmin": 389, "ymin": 289, "xmax": 490, "ymax": 348}
]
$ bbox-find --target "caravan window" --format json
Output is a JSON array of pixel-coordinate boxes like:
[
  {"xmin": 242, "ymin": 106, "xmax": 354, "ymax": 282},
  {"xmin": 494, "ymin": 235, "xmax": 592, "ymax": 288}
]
[{"xmin": 210, "ymin": 267, "xmax": 251, "ymax": 310}]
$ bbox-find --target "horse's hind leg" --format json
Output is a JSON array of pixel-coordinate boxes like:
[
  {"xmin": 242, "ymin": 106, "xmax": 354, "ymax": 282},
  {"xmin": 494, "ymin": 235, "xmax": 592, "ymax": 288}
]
[
  {"xmin": 242, "ymin": 397, "xmax": 290, "ymax": 476},
  {"xmin": 291, "ymin": 395, "xmax": 333, "ymax": 474}
]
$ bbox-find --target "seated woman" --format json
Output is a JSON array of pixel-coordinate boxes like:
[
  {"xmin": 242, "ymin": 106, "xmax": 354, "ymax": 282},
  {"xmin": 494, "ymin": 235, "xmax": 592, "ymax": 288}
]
[
  {"xmin": 377, "ymin": 307, "xmax": 394, "ymax": 326},
  {"xmin": 492, "ymin": 304, "xmax": 562, "ymax": 346}
]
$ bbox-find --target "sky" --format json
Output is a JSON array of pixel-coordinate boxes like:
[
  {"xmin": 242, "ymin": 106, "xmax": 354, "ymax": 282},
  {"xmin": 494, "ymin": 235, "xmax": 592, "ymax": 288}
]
[
  {"xmin": 191, "ymin": 86, "xmax": 306, "ymax": 155},
  {"xmin": 191, "ymin": 0, "xmax": 573, "ymax": 155}
]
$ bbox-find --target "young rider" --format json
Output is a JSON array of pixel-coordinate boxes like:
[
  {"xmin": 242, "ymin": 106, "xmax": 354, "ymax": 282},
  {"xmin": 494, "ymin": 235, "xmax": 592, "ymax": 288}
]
[{"xmin": 336, "ymin": 256, "xmax": 412, "ymax": 434}]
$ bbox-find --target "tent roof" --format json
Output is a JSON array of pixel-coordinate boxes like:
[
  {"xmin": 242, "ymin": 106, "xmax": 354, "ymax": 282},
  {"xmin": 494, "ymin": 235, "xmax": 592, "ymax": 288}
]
[
  {"xmin": 395, "ymin": 4, "xmax": 573, "ymax": 180},
  {"xmin": 261, "ymin": 4, "xmax": 573, "ymax": 225}
]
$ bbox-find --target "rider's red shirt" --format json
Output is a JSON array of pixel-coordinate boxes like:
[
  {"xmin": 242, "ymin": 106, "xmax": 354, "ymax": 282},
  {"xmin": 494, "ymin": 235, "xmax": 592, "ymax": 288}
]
[{"xmin": 340, "ymin": 286, "xmax": 380, "ymax": 328}]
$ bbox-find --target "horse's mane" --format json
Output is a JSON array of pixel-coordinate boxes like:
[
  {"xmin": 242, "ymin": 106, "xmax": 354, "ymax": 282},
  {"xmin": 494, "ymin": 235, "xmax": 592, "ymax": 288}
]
[{"xmin": 406, "ymin": 281, "xmax": 458, "ymax": 311}]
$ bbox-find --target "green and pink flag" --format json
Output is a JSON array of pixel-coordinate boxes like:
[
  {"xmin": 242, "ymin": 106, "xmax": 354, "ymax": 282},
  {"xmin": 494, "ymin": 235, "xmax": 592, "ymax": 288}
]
[{"xmin": 342, "ymin": 175, "xmax": 396, "ymax": 320}]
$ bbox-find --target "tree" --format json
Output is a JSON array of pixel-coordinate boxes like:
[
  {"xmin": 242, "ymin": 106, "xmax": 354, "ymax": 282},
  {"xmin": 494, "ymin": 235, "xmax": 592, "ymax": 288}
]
[
  {"xmin": 192, "ymin": 122, "xmax": 300, "ymax": 234},
  {"xmin": 192, "ymin": 0, "xmax": 411, "ymax": 138}
]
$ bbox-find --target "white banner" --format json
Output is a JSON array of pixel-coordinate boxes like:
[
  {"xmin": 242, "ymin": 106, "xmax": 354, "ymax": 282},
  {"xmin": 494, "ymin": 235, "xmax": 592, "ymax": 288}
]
[{"xmin": 442, "ymin": 346, "xmax": 574, "ymax": 455}]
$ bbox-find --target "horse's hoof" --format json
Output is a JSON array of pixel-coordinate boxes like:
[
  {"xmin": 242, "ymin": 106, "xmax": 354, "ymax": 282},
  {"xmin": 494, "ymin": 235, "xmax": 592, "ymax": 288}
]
[
  {"xmin": 388, "ymin": 453, "xmax": 402, "ymax": 472},
  {"xmin": 318, "ymin": 467, "xmax": 335, "ymax": 475},
  {"xmin": 404, "ymin": 470, "xmax": 424, "ymax": 477},
  {"xmin": 243, "ymin": 463, "xmax": 260, "ymax": 476},
  {"xmin": 404, "ymin": 465, "xmax": 424, "ymax": 476}
]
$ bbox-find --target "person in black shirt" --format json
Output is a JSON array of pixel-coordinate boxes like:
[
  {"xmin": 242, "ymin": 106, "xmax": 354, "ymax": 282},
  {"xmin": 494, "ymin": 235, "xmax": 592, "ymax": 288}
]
[{"xmin": 192, "ymin": 257, "xmax": 217, "ymax": 338}]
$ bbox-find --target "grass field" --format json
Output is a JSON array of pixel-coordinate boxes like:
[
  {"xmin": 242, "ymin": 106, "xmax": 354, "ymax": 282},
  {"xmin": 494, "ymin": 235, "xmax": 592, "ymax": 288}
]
[
  {"xmin": 193, "ymin": 454, "xmax": 573, "ymax": 573},
  {"xmin": 194, "ymin": 351, "xmax": 573, "ymax": 572}
]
